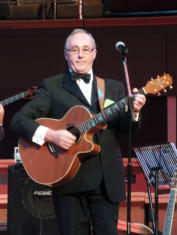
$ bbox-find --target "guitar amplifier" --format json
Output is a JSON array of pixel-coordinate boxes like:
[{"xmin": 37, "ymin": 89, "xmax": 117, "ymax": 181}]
[{"xmin": 7, "ymin": 164, "xmax": 60, "ymax": 235}]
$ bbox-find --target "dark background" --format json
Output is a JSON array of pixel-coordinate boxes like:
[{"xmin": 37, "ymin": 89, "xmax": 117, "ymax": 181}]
[{"xmin": 0, "ymin": 19, "xmax": 176, "ymax": 158}]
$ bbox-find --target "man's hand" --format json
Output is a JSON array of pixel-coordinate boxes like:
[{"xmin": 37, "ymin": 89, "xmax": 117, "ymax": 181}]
[
  {"xmin": 132, "ymin": 88, "xmax": 146, "ymax": 119},
  {"xmin": 44, "ymin": 129, "xmax": 76, "ymax": 150},
  {"xmin": 0, "ymin": 105, "xmax": 4, "ymax": 124}
]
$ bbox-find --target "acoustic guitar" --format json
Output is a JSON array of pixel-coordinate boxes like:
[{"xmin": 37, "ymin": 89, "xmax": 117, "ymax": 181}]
[
  {"xmin": 162, "ymin": 169, "xmax": 177, "ymax": 235},
  {"xmin": 18, "ymin": 74, "xmax": 173, "ymax": 187}
]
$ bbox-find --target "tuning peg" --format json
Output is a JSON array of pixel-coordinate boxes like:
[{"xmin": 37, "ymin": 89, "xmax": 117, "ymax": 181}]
[
  {"xmin": 170, "ymin": 85, "xmax": 173, "ymax": 89},
  {"xmin": 157, "ymin": 92, "xmax": 161, "ymax": 96},
  {"xmin": 163, "ymin": 89, "xmax": 167, "ymax": 93}
]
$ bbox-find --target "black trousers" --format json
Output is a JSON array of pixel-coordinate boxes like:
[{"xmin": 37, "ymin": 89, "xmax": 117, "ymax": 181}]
[{"xmin": 53, "ymin": 185, "xmax": 119, "ymax": 235}]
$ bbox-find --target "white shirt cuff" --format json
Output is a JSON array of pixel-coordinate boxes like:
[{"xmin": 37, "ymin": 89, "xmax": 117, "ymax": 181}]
[
  {"xmin": 32, "ymin": 125, "xmax": 49, "ymax": 146},
  {"xmin": 135, "ymin": 112, "xmax": 140, "ymax": 121}
]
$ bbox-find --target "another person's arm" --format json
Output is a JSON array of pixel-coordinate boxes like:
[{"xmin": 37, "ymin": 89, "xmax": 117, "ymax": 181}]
[{"xmin": 0, "ymin": 105, "xmax": 5, "ymax": 141}]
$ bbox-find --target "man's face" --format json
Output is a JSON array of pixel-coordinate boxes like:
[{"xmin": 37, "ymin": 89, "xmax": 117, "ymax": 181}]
[{"xmin": 64, "ymin": 32, "xmax": 97, "ymax": 74}]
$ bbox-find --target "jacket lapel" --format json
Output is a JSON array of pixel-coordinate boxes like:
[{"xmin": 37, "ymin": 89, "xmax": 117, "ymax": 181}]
[{"xmin": 62, "ymin": 72, "xmax": 90, "ymax": 106}]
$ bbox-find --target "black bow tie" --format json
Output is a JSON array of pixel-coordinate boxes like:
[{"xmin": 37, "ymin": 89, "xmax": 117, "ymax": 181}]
[{"xmin": 71, "ymin": 72, "xmax": 91, "ymax": 83}]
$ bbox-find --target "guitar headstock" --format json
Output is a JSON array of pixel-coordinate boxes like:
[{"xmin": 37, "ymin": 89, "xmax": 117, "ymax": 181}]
[
  {"xmin": 24, "ymin": 86, "xmax": 38, "ymax": 100},
  {"xmin": 24, "ymin": 86, "xmax": 38, "ymax": 99},
  {"xmin": 143, "ymin": 73, "xmax": 173, "ymax": 95},
  {"xmin": 26, "ymin": 86, "xmax": 38, "ymax": 96}
]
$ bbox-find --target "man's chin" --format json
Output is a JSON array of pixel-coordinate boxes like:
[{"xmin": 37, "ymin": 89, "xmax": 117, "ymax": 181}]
[{"xmin": 74, "ymin": 69, "xmax": 88, "ymax": 74}]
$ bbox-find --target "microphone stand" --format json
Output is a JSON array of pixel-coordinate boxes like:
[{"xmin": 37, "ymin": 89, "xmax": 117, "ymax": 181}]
[{"xmin": 119, "ymin": 49, "xmax": 135, "ymax": 235}]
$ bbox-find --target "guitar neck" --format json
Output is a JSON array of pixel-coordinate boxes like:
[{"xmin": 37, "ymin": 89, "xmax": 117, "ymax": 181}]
[
  {"xmin": 77, "ymin": 86, "xmax": 146, "ymax": 135},
  {"xmin": 162, "ymin": 188, "xmax": 177, "ymax": 235},
  {"xmin": 73, "ymin": 73, "xmax": 172, "ymax": 135},
  {"xmin": 0, "ymin": 91, "xmax": 28, "ymax": 107}
]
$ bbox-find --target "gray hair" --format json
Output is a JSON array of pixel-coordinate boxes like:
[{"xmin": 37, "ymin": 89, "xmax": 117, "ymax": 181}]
[{"xmin": 64, "ymin": 28, "xmax": 96, "ymax": 49}]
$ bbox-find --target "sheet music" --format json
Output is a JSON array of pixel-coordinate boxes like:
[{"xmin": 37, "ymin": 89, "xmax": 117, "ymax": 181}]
[{"xmin": 134, "ymin": 143, "xmax": 177, "ymax": 185}]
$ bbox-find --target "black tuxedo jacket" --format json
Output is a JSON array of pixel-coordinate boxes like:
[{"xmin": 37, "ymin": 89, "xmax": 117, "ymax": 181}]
[
  {"xmin": 11, "ymin": 72, "xmax": 140, "ymax": 203},
  {"xmin": 0, "ymin": 126, "xmax": 4, "ymax": 141}
]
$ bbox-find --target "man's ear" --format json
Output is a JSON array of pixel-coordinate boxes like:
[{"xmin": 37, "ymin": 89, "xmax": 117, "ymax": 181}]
[
  {"xmin": 64, "ymin": 49, "xmax": 68, "ymax": 61},
  {"xmin": 93, "ymin": 49, "xmax": 97, "ymax": 60}
]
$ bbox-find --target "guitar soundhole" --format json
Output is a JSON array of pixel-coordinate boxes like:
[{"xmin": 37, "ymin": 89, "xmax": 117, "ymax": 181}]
[{"xmin": 67, "ymin": 124, "xmax": 81, "ymax": 143}]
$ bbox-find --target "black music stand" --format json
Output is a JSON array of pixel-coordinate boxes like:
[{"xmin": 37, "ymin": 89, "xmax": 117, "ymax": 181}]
[{"xmin": 134, "ymin": 142, "xmax": 177, "ymax": 235}]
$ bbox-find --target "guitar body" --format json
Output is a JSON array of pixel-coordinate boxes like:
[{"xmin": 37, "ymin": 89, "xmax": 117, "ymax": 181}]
[{"xmin": 18, "ymin": 106, "xmax": 101, "ymax": 187}]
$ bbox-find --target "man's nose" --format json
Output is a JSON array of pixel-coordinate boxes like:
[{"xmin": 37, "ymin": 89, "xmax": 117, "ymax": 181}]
[{"xmin": 78, "ymin": 49, "xmax": 84, "ymax": 57}]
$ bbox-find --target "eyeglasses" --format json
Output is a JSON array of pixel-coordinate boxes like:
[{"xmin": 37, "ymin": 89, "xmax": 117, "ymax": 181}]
[{"xmin": 66, "ymin": 47, "xmax": 95, "ymax": 55}]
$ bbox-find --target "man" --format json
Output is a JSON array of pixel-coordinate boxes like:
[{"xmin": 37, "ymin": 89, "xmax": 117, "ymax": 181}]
[
  {"xmin": 0, "ymin": 104, "xmax": 5, "ymax": 141},
  {"xmin": 10, "ymin": 28, "xmax": 146, "ymax": 235}
]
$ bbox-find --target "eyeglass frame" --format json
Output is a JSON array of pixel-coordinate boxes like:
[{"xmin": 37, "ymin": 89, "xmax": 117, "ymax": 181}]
[{"xmin": 65, "ymin": 46, "xmax": 96, "ymax": 55}]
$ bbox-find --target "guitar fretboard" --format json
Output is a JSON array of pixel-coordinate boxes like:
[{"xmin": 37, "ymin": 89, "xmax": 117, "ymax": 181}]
[
  {"xmin": 78, "ymin": 97, "xmax": 129, "ymax": 135},
  {"xmin": 0, "ymin": 92, "xmax": 28, "ymax": 106}
]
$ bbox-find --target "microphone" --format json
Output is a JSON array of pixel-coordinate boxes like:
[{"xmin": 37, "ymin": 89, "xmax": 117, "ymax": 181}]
[{"xmin": 115, "ymin": 41, "xmax": 128, "ymax": 57}]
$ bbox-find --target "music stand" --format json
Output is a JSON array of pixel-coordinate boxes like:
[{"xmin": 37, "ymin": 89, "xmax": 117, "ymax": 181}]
[{"xmin": 134, "ymin": 142, "xmax": 177, "ymax": 235}]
